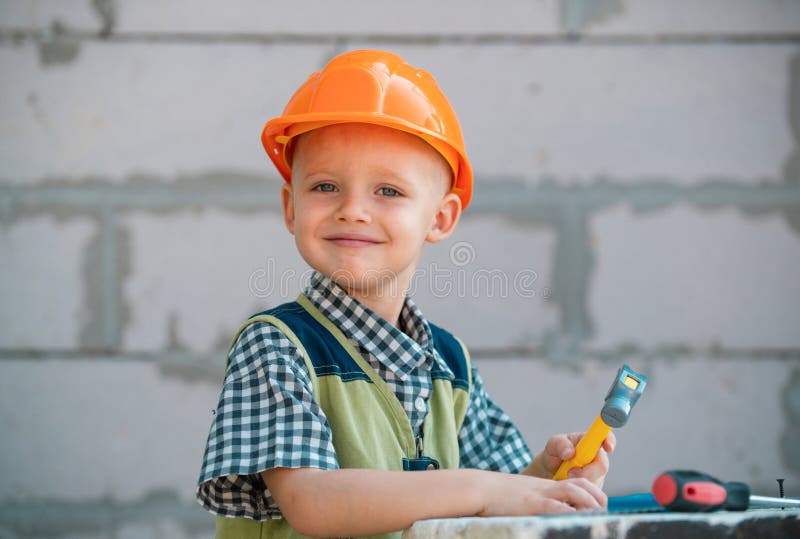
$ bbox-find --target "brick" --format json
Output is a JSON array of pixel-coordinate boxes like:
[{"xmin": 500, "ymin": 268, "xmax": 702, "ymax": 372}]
[
  {"xmin": 588, "ymin": 205, "xmax": 800, "ymax": 349},
  {"xmin": 112, "ymin": 0, "xmax": 558, "ymax": 35},
  {"xmin": 48, "ymin": 533, "xmax": 106, "ymax": 539},
  {"xmin": 415, "ymin": 216, "xmax": 558, "ymax": 351},
  {"xmin": 475, "ymin": 356, "xmax": 798, "ymax": 496},
  {"xmin": 0, "ymin": 357, "xmax": 220, "ymax": 503},
  {"xmin": 121, "ymin": 209, "xmax": 305, "ymax": 353},
  {"xmin": 574, "ymin": 0, "xmax": 800, "ymax": 35},
  {"xmin": 0, "ymin": 42, "xmax": 326, "ymax": 183},
  {"xmin": 374, "ymin": 43, "xmax": 795, "ymax": 185},
  {"xmin": 0, "ymin": 0, "xmax": 99, "ymax": 32},
  {"xmin": 0, "ymin": 215, "xmax": 95, "ymax": 349},
  {"xmin": 7, "ymin": 1, "xmax": 796, "ymax": 37}
]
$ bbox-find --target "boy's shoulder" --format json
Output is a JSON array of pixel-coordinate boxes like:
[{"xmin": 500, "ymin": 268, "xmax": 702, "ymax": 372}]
[
  {"xmin": 426, "ymin": 322, "xmax": 471, "ymax": 388},
  {"xmin": 232, "ymin": 299, "xmax": 318, "ymax": 358},
  {"xmin": 224, "ymin": 305, "xmax": 307, "ymax": 380},
  {"xmin": 249, "ymin": 299, "xmax": 307, "ymax": 319},
  {"xmin": 237, "ymin": 298, "xmax": 367, "ymax": 379}
]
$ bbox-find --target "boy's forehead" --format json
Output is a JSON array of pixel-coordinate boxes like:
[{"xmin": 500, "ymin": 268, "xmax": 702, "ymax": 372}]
[
  {"xmin": 298, "ymin": 123, "xmax": 422, "ymax": 149},
  {"xmin": 293, "ymin": 123, "xmax": 451, "ymax": 180}
]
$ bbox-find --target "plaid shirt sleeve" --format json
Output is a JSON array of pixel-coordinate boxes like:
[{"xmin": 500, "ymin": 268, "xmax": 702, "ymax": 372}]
[
  {"xmin": 458, "ymin": 363, "xmax": 534, "ymax": 473},
  {"xmin": 196, "ymin": 321, "xmax": 339, "ymax": 520}
]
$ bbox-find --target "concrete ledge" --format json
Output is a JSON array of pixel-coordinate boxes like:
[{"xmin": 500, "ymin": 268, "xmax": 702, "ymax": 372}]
[{"xmin": 404, "ymin": 510, "xmax": 800, "ymax": 539}]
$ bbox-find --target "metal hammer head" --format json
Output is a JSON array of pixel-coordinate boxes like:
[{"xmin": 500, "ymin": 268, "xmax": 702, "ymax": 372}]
[{"xmin": 601, "ymin": 364, "xmax": 647, "ymax": 428}]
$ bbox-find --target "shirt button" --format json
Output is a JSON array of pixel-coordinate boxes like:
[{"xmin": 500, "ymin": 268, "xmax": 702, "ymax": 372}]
[{"xmin": 414, "ymin": 397, "xmax": 426, "ymax": 412}]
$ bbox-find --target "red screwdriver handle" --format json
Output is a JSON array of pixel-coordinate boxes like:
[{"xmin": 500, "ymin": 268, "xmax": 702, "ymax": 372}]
[{"xmin": 652, "ymin": 470, "xmax": 750, "ymax": 512}]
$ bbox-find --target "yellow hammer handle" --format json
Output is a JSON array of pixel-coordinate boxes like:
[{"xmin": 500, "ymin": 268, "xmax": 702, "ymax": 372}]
[{"xmin": 552, "ymin": 414, "xmax": 612, "ymax": 480}]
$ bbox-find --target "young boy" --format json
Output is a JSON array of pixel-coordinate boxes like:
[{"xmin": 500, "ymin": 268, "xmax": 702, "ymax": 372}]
[{"xmin": 197, "ymin": 49, "xmax": 615, "ymax": 538}]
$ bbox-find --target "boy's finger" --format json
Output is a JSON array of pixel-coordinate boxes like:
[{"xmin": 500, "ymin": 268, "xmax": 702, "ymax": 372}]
[
  {"xmin": 553, "ymin": 434, "xmax": 575, "ymax": 460},
  {"xmin": 566, "ymin": 432, "xmax": 583, "ymax": 446},
  {"xmin": 567, "ymin": 449, "xmax": 610, "ymax": 486},
  {"xmin": 546, "ymin": 435, "xmax": 575, "ymax": 461},
  {"xmin": 558, "ymin": 479, "xmax": 607, "ymax": 509},
  {"xmin": 558, "ymin": 432, "xmax": 586, "ymax": 460},
  {"xmin": 568, "ymin": 460, "xmax": 607, "ymax": 481},
  {"xmin": 563, "ymin": 431, "xmax": 615, "ymax": 455},
  {"xmin": 602, "ymin": 432, "xmax": 617, "ymax": 453}
]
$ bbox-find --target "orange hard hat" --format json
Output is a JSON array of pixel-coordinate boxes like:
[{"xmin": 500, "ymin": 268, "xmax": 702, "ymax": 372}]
[{"xmin": 261, "ymin": 49, "xmax": 473, "ymax": 209}]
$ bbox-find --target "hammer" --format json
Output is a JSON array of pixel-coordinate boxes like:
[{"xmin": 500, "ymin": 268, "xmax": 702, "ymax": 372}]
[{"xmin": 553, "ymin": 364, "xmax": 647, "ymax": 480}]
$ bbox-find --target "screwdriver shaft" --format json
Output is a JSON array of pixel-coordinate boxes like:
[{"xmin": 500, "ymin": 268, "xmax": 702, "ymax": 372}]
[{"xmin": 748, "ymin": 495, "xmax": 800, "ymax": 509}]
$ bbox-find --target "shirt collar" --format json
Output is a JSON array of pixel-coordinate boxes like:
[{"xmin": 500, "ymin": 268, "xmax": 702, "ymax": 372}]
[{"xmin": 302, "ymin": 270, "xmax": 436, "ymax": 381}]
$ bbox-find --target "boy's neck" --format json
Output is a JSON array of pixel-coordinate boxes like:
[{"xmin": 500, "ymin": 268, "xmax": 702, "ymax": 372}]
[{"xmin": 340, "ymin": 283, "xmax": 406, "ymax": 328}]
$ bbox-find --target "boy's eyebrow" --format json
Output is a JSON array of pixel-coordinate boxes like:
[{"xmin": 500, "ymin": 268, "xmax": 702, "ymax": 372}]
[
  {"xmin": 300, "ymin": 165, "xmax": 417, "ymax": 187},
  {"xmin": 369, "ymin": 166, "xmax": 413, "ymax": 183}
]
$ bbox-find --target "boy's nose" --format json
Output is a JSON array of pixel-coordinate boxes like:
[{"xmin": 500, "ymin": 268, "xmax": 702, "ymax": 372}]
[{"xmin": 334, "ymin": 191, "xmax": 372, "ymax": 224}]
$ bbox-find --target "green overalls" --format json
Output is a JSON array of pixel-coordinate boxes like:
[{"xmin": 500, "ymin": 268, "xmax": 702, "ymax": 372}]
[{"xmin": 217, "ymin": 294, "xmax": 472, "ymax": 539}]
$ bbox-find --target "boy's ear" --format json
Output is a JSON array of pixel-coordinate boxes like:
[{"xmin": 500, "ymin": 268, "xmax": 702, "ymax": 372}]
[
  {"xmin": 281, "ymin": 183, "xmax": 295, "ymax": 235},
  {"xmin": 426, "ymin": 192, "xmax": 461, "ymax": 243}
]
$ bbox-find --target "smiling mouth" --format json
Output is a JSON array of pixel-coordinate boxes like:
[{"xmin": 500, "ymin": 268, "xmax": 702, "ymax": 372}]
[{"xmin": 325, "ymin": 234, "xmax": 382, "ymax": 247}]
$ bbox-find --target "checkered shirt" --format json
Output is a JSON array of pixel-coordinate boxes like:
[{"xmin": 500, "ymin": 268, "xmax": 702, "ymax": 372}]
[{"xmin": 196, "ymin": 270, "xmax": 533, "ymax": 520}]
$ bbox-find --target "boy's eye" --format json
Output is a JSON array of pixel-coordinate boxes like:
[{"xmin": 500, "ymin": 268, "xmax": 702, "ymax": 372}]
[
  {"xmin": 378, "ymin": 186, "xmax": 401, "ymax": 197},
  {"xmin": 313, "ymin": 183, "xmax": 337, "ymax": 192}
]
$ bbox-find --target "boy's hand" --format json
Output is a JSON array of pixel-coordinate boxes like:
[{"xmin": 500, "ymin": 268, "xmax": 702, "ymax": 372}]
[
  {"xmin": 476, "ymin": 473, "xmax": 607, "ymax": 515},
  {"xmin": 525, "ymin": 432, "xmax": 616, "ymax": 488}
]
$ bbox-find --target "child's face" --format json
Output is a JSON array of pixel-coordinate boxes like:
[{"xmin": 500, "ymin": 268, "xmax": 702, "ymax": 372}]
[{"xmin": 282, "ymin": 122, "xmax": 461, "ymax": 297}]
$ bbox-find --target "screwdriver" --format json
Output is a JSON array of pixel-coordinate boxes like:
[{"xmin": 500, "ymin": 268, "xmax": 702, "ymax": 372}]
[{"xmin": 652, "ymin": 470, "xmax": 800, "ymax": 511}]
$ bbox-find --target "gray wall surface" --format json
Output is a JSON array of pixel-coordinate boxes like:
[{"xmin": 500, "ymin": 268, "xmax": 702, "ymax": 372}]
[{"xmin": 1, "ymin": 1, "xmax": 799, "ymax": 537}]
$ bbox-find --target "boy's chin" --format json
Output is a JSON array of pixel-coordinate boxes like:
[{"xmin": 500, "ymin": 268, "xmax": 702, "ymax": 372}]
[{"xmin": 326, "ymin": 270, "xmax": 406, "ymax": 298}]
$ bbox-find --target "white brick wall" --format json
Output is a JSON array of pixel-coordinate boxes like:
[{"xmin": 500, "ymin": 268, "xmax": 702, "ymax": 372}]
[
  {"xmin": 0, "ymin": 358, "xmax": 219, "ymax": 503},
  {"xmin": 0, "ymin": 0, "xmax": 99, "ymax": 32},
  {"xmin": 588, "ymin": 205, "xmax": 800, "ymax": 349},
  {"xmin": 0, "ymin": 0, "xmax": 559, "ymax": 35},
  {"xmin": 0, "ymin": 215, "xmax": 96, "ymax": 348},
  {"xmin": 113, "ymin": 0, "xmax": 559, "ymax": 35},
  {"xmin": 121, "ymin": 208, "xmax": 305, "ymax": 353},
  {"xmin": 385, "ymin": 43, "xmax": 796, "ymax": 185},
  {"xmin": 5, "ymin": 1, "xmax": 798, "ymax": 36},
  {"xmin": 415, "ymin": 216, "xmax": 559, "ymax": 350},
  {"xmin": 4, "ymin": 40, "xmax": 794, "ymax": 186},
  {"xmin": 575, "ymin": 0, "xmax": 800, "ymax": 35},
  {"xmin": 0, "ymin": 42, "xmax": 324, "ymax": 183}
]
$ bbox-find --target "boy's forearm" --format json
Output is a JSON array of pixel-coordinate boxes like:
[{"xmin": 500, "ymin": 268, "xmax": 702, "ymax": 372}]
[
  {"xmin": 522, "ymin": 453, "xmax": 549, "ymax": 478},
  {"xmin": 261, "ymin": 467, "xmax": 485, "ymax": 537}
]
